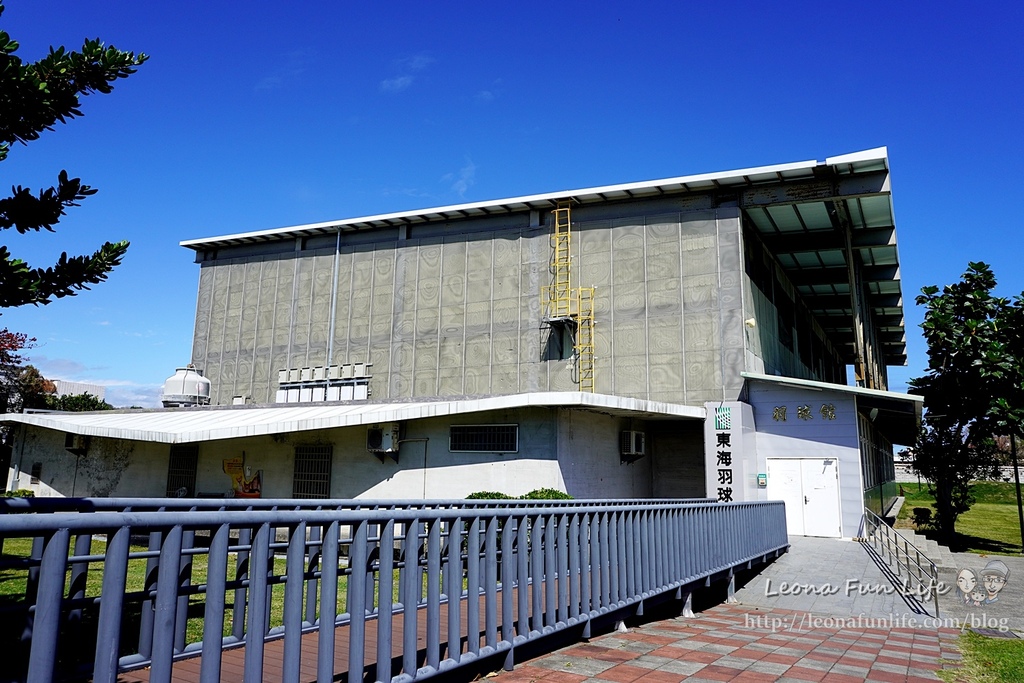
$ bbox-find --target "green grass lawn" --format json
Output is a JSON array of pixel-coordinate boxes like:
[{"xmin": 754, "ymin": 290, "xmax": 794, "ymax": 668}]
[
  {"xmin": 896, "ymin": 481, "xmax": 1024, "ymax": 555},
  {"xmin": 0, "ymin": 535, "xmax": 356, "ymax": 645},
  {"xmin": 940, "ymin": 631, "xmax": 1024, "ymax": 683}
]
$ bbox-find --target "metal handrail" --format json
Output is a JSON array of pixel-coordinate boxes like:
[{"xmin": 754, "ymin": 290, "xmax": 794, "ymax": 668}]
[
  {"xmin": 0, "ymin": 498, "xmax": 787, "ymax": 683},
  {"xmin": 0, "ymin": 496, "xmax": 715, "ymax": 514},
  {"xmin": 861, "ymin": 507, "xmax": 940, "ymax": 617}
]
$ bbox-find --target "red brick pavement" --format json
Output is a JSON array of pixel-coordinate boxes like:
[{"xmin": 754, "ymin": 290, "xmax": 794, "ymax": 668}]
[{"xmin": 495, "ymin": 604, "xmax": 963, "ymax": 683}]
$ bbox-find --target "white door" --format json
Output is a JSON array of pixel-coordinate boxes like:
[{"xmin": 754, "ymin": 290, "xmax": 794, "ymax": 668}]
[
  {"xmin": 765, "ymin": 458, "xmax": 806, "ymax": 535},
  {"xmin": 766, "ymin": 458, "xmax": 841, "ymax": 538},
  {"xmin": 801, "ymin": 458, "xmax": 841, "ymax": 537}
]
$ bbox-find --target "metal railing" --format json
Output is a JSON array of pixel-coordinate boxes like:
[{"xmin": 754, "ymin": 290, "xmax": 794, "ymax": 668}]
[
  {"xmin": 861, "ymin": 507, "xmax": 940, "ymax": 617},
  {"xmin": 0, "ymin": 498, "xmax": 787, "ymax": 683},
  {"xmin": 0, "ymin": 496, "xmax": 714, "ymax": 514}
]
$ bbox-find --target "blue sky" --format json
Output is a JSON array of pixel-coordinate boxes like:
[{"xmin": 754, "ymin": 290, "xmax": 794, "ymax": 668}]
[{"xmin": 1, "ymin": 1, "xmax": 1022, "ymax": 407}]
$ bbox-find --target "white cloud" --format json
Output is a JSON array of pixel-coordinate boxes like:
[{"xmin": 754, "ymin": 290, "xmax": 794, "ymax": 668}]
[
  {"xmin": 104, "ymin": 383, "xmax": 164, "ymax": 409},
  {"xmin": 475, "ymin": 90, "xmax": 496, "ymax": 103},
  {"xmin": 381, "ymin": 186, "xmax": 434, "ymax": 200},
  {"xmin": 443, "ymin": 158, "xmax": 477, "ymax": 198},
  {"xmin": 380, "ymin": 75, "xmax": 414, "ymax": 93},
  {"xmin": 380, "ymin": 54, "xmax": 433, "ymax": 95},
  {"xmin": 397, "ymin": 54, "xmax": 434, "ymax": 71},
  {"xmin": 26, "ymin": 355, "xmax": 91, "ymax": 377},
  {"xmin": 255, "ymin": 49, "xmax": 315, "ymax": 91}
]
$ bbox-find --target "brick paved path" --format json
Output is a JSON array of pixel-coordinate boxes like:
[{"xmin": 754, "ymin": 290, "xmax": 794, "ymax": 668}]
[{"xmin": 495, "ymin": 604, "xmax": 962, "ymax": 683}]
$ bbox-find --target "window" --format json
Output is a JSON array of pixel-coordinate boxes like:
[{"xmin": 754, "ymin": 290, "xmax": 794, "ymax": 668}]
[
  {"xmin": 165, "ymin": 445, "xmax": 199, "ymax": 497},
  {"xmin": 30, "ymin": 462, "xmax": 42, "ymax": 485},
  {"xmin": 293, "ymin": 445, "xmax": 333, "ymax": 498},
  {"xmin": 449, "ymin": 425, "xmax": 518, "ymax": 453}
]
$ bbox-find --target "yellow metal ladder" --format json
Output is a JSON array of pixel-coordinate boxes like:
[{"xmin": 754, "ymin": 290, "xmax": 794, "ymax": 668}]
[
  {"xmin": 544, "ymin": 201, "xmax": 574, "ymax": 321},
  {"xmin": 540, "ymin": 200, "xmax": 597, "ymax": 392},
  {"xmin": 575, "ymin": 286, "xmax": 595, "ymax": 392}
]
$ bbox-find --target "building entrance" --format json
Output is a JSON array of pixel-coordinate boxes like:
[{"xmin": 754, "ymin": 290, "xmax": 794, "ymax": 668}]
[{"xmin": 766, "ymin": 457, "xmax": 841, "ymax": 538}]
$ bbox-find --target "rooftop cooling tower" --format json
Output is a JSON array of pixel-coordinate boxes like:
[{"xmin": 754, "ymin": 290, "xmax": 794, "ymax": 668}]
[{"xmin": 161, "ymin": 365, "xmax": 212, "ymax": 407}]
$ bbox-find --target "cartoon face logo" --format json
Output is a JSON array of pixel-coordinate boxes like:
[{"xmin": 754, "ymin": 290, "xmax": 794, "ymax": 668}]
[
  {"xmin": 956, "ymin": 567, "xmax": 979, "ymax": 605},
  {"xmin": 980, "ymin": 560, "xmax": 1010, "ymax": 604}
]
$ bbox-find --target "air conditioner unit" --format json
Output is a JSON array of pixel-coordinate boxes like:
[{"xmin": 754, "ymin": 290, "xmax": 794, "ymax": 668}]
[
  {"xmin": 64, "ymin": 433, "xmax": 90, "ymax": 456},
  {"xmin": 367, "ymin": 423, "xmax": 401, "ymax": 461},
  {"xmin": 620, "ymin": 430, "xmax": 646, "ymax": 463}
]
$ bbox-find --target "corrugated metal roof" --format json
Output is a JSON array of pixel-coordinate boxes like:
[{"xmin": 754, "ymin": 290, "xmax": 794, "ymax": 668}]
[
  {"xmin": 179, "ymin": 156, "xmax": 840, "ymax": 250},
  {"xmin": 1, "ymin": 392, "xmax": 705, "ymax": 444}
]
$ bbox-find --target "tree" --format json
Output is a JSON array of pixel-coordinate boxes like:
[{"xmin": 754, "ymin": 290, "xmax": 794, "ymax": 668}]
[
  {"xmin": 46, "ymin": 391, "xmax": 112, "ymax": 412},
  {"xmin": 0, "ymin": 1, "xmax": 147, "ymax": 309},
  {"xmin": 14, "ymin": 364, "xmax": 54, "ymax": 410},
  {"xmin": 908, "ymin": 262, "xmax": 1021, "ymax": 542},
  {"xmin": 0, "ymin": 326, "xmax": 32, "ymax": 411}
]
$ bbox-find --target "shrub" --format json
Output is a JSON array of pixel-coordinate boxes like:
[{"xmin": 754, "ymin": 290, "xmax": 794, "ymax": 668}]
[
  {"xmin": 3, "ymin": 489, "xmax": 35, "ymax": 498},
  {"xmin": 912, "ymin": 507, "xmax": 934, "ymax": 529},
  {"xmin": 520, "ymin": 488, "xmax": 572, "ymax": 500},
  {"xmin": 465, "ymin": 491, "xmax": 513, "ymax": 499}
]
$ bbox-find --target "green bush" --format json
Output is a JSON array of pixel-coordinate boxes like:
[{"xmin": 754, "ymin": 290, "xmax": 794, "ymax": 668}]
[
  {"xmin": 465, "ymin": 488, "xmax": 573, "ymax": 500},
  {"xmin": 3, "ymin": 489, "xmax": 35, "ymax": 498},
  {"xmin": 465, "ymin": 491, "xmax": 513, "ymax": 499},
  {"xmin": 520, "ymin": 488, "xmax": 572, "ymax": 500}
]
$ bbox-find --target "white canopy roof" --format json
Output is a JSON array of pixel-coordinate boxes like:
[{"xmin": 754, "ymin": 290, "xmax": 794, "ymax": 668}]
[{"xmin": 1, "ymin": 392, "xmax": 705, "ymax": 444}]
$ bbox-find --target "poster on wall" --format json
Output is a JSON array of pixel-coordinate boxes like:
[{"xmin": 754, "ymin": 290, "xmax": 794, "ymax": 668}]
[{"xmin": 223, "ymin": 453, "xmax": 263, "ymax": 498}]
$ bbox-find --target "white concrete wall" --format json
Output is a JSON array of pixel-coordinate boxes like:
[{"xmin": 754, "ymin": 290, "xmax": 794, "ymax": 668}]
[
  {"xmin": 6, "ymin": 406, "xmax": 684, "ymax": 500},
  {"xmin": 7, "ymin": 425, "xmax": 169, "ymax": 497},
  {"xmin": 555, "ymin": 409, "xmax": 653, "ymax": 498},
  {"xmin": 746, "ymin": 383, "xmax": 863, "ymax": 537}
]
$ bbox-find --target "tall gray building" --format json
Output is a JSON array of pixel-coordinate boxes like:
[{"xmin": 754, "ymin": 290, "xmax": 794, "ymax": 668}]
[{"xmin": 4, "ymin": 149, "xmax": 918, "ymax": 537}]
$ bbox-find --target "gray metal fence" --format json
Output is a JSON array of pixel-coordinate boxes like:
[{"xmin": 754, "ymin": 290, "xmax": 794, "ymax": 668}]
[{"xmin": 0, "ymin": 499, "xmax": 787, "ymax": 683}]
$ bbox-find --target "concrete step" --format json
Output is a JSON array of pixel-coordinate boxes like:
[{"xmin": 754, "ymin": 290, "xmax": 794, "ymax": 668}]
[{"xmin": 906, "ymin": 531, "xmax": 965, "ymax": 569}]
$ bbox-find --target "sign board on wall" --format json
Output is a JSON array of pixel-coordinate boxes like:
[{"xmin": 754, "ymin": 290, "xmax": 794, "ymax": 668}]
[
  {"xmin": 703, "ymin": 402, "xmax": 757, "ymax": 502},
  {"xmin": 223, "ymin": 454, "xmax": 263, "ymax": 498}
]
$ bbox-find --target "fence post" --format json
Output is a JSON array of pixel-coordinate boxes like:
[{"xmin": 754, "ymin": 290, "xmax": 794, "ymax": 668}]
[
  {"xmin": 243, "ymin": 523, "xmax": 271, "ymax": 683},
  {"xmin": 377, "ymin": 520, "xmax": 395, "ymax": 683},
  {"xmin": 501, "ymin": 515, "xmax": 515, "ymax": 671},
  {"xmin": 282, "ymin": 522, "xmax": 306, "ymax": 683},
  {"xmin": 318, "ymin": 521, "xmax": 340, "ymax": 683},
  {"xmin": 401, "ymin": 518, "xmax": 421, "ymax": 678},
  {"xmin": 27, "ymin": 528, "xmax": 70, "ymax": 683},
  {"xmin": 201, "ymin": 523, "xmax": 230, "ymax": 683},
  {"xmin": 149, "ymin": 525, "xmax": 184, "ymax": 683}
]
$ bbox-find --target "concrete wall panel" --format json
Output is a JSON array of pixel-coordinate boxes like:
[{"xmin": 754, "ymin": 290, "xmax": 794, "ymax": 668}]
[{"xmin": 193, "ymin": 206, "xmax": 744, "ymax": 407}]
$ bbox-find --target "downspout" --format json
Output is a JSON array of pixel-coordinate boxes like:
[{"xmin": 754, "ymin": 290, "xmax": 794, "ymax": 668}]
[{"xmin": 326, "ymin": 229, "xmax": 342, "ymax": 368}]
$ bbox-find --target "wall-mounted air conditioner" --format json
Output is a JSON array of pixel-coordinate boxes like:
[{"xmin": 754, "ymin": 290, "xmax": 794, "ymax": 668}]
[
  {"xmin": 367, "ymin": 423, "xmax": 401, "ymax": 461},
  {"xmin": 620, "ymin": 430, "xmax": 646, "ymax": 463}
]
